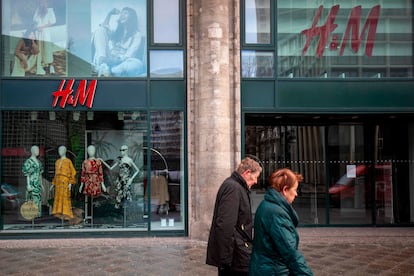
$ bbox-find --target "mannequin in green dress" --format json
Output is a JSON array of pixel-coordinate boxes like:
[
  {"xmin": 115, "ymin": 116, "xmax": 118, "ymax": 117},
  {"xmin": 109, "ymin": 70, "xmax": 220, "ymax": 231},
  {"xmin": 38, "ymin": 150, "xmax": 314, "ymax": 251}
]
[{"xmin": 22, "ymin": 145, "xmax": 44, "ymax": 217}]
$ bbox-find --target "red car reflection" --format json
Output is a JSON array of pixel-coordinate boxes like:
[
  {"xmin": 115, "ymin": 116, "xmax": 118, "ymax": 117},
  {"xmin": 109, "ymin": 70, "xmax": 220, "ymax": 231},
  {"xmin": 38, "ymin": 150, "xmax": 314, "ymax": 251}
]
[{"xmin": 329, "ymin": 164, "xmax": 392, "ymax": 208}]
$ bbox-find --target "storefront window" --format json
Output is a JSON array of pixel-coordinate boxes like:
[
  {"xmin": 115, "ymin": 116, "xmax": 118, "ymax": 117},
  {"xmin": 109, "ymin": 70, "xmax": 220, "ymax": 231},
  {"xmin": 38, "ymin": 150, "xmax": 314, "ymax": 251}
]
[
  {"xmin": 1, "ymin": 110, "xmax": 185, "ymax": 231},
  {"xmin": 1, "ymin": 0, "xmax": 148, "ymax": 78},
  {"xmin": 153, "ymin": 0, "xmax": 180, "ymax": 44},
  {"xmin": 245, "ymin": 113, "xmax": 414, "ymax": 226},
  {"xmin": 150, "ymin": 50, "xmax": 184, "ymax": 78},
  {"xmin": 244, "ymin": 0, "xmax": 271, "ymax": 44},
  {"xmin": 241, "ymin": 50, "xmax": 274, "ymax": 78},
  {"xmin": 149, "ymin": 111, "xmax": 184, "ymax": 230},
  {"xmin": 327, "ymin": 125, "xmax": 372, "ymax": 225},
  {"xmin": 245, "ymin": 122, "xmax": 327, "ymax": 225},
  {"xmin": 277, "ymin": 0, "xmax": 413, "ymax": 78}
]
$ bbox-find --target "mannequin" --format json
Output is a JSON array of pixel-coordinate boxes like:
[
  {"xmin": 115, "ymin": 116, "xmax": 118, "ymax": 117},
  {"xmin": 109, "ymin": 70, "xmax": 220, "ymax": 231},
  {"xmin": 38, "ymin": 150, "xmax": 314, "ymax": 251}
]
[
  {"xmin": 22, "ymin": 145, "xmax": 44, "ymax": 217},
  {"xmin": 103, "ymin": 145, "xmax": 139, "ymax": 208},
  {"xmin": 80, "ymin": 145, "xmax": 106, "ymax": 197},
  {"xmin": 51, "ymin": 145, "xmax": 76, "ymax": 220}
]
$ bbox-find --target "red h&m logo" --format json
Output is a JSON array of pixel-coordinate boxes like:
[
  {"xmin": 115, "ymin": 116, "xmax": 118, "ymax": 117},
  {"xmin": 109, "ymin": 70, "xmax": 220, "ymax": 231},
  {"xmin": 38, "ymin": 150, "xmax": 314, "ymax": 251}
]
[
  {"xmin": 301, "ymin": 5, "xmax": 381, "ymax": 57},
  {"xmin": 52, "ymin": 79, "xmax": 97, "ymax": 108}
]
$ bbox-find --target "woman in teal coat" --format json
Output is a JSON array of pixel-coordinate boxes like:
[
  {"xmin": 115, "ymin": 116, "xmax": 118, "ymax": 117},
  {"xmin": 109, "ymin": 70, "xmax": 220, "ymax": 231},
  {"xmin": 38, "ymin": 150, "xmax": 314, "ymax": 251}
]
[{"xmin": 249, "ymin": 168, "xmax": 313, "ymax": 276}]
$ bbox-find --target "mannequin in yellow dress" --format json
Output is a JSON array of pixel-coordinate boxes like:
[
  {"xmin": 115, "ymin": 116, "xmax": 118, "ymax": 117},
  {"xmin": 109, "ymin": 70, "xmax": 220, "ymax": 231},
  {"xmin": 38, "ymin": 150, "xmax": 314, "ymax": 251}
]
[{"xmin": 51, "ymin": 145, "xmax": 76, "ymax": 220}]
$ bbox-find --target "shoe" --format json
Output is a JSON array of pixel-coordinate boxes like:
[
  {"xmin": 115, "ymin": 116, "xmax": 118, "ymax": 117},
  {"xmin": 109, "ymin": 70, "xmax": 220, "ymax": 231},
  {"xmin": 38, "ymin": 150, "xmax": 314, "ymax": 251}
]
[
  {"xmin": 49, "ymin": 65, "xmax": 55, "ymax": 75},
  {"xmin": 36, "ymin": 67, "xmax": 46, "ymax": 75}
]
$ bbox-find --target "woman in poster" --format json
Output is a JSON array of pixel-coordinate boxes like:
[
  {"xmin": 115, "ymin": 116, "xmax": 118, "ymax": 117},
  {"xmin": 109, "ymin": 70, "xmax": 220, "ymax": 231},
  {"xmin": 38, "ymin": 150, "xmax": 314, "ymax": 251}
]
[
  {"xmin": 11, "ymin": 27, "xmax": 40, "ymax": 76},
  {"xmin": 51, "ymin": 145, "xmax": 76, "ymax": 220},
  {"xmin": 33, "ymin": 0, "xmax": 56, "ymax": 75},
  {"xmin": 22, "ymin": 145, "xmax": 44, "ymax": 217},
  {"xmin": 92, "ymin": 6, "xmax": 144, "ymax": 77}
]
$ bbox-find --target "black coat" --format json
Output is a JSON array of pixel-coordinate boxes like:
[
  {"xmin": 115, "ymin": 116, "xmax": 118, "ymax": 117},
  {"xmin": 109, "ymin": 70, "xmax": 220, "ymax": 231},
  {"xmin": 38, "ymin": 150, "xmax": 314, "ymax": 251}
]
[{"xmin": 206, "ymin": 171, "xmax": 253, "ymax": 273}]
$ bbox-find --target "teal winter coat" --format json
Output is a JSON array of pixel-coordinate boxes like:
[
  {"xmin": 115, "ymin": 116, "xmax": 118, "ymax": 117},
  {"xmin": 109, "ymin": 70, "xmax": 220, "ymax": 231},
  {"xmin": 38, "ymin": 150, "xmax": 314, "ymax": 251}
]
[{"xmin": 249, "ymin": 188, "xmax": 313, "ymax": 276}]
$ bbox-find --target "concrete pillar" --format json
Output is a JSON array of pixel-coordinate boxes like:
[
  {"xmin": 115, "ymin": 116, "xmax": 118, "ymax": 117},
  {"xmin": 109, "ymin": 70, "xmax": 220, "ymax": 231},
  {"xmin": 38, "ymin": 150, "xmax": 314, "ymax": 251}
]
[{"xmin": 187, "ymin": 0, "xmax": 241, "ymax": 240}]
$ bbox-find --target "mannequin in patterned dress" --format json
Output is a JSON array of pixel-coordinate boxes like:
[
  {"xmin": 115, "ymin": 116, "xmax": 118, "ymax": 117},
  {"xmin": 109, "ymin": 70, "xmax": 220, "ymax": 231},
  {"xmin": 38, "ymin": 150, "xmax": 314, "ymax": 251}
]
[
  {"xmin": 51, "ymin": 145, "xmax": 76, "ymax": 220},
  {"xmin": 102, "ymin": 145, "xmax": 139, "ymax": 208},
  {"xmin": 22, "ymin": 145, "xmax": 44, "ymax": 217},
  {"xmin": 79, "ymin": 145, "xmax": 106, "ymax": 197}
]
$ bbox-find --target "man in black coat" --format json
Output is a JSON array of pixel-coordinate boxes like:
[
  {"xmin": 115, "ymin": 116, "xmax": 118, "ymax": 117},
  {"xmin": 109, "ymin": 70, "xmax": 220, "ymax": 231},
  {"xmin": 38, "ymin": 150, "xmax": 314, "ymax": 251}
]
[{"xmin": 206, "ymin": 157, "xmax": 262, "ymax": 276}]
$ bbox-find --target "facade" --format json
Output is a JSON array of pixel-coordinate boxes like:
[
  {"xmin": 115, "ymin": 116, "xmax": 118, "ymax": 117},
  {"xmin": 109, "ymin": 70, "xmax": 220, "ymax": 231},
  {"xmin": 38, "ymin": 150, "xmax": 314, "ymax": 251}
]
[
  {"xmin": 0, "ymin": 0, "xmax": 413, "ymax": 240},
  {"xmin": 1, "ymin": 0, "xmax": 187, "ymax": 237}
]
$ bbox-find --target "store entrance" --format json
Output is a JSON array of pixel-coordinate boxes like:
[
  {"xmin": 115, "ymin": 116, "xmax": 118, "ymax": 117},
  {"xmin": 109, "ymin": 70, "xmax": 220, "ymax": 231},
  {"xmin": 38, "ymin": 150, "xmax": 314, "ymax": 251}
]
[{"xmin": 245, "ymin": 114, "xmax": 414, "ymax": 226}]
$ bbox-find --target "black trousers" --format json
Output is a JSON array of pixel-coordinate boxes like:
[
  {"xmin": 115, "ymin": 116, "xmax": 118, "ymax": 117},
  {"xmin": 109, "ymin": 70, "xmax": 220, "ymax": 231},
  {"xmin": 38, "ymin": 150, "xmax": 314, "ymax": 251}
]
[{"xmin": 218, "ymin": 267, "xmax": 249, "ymax": 276}]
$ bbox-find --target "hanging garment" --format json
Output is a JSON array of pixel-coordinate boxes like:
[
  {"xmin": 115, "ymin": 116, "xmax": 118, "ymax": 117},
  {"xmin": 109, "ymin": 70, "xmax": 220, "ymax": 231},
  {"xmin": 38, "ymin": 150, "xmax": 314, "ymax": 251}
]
[
  {"xmin": 153, "ymin": 175, "xmax": 169, "ymax": 205},
  {"xmin": 145, "ymin": 175, "xmax": 169, "ymax": 205}
]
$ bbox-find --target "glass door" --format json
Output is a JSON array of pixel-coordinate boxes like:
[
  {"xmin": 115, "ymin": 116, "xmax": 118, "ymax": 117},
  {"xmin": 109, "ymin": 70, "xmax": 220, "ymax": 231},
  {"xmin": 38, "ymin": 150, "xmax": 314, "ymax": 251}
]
[
  {"xmin": 245, "ymin": 120, "xmax": 327, "ymax": 225},
  {"xmin": 375, "ymin": 122, "xmax": 413, "ymax": 224},
  {"xmin": 327, "ymin": 124, "xmax": 373, "ymax": 224},
  {"xmin": 245, "ymin": 113, "xmax": 414, "ymax": 226}
]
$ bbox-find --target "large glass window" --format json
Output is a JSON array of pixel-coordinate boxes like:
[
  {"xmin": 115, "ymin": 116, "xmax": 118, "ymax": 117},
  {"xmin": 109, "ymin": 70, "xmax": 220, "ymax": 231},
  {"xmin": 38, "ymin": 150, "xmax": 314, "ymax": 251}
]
[
  {"xmin": 241, "ymin": 0, "xmax": 414, "ymax": 78},
  {"xmin": 1, "ymin": 0, "xmax": 67, "ymax": 77},
  {"xmin": 1, "ymin": 110, "xmax": 185, "ymax": 231},
  {"xmin": 150, "ymin": 50, "xmax": 184, "ymax": 78},
  {"xmin": 245, "ymin": 113, "xmax": 414, "ymax": 226},
  {"xmin": 148, "ymin": 111, "xmax": 184, "ymax": 230},
  {"xmin": 241, "ymin": 50, "xmax": 274, "ymax": 78},
  {"xmin": 245, "ymin": 122, "xmax": 327, "ymax": 225},
  {"xmin": 153, "ymin": 0, "xmax": 180, "ymax": 44},
  {"xmin": 327, "ymin": 125, "xmax": 372, "ymax": 224},
  {"xmin": 1, "ymin": 0, "xmax": 149, "ymax": 78},
  {"xmin": 244, "ymin": 0, "xmax": 271, "ymax": 44},
  {"xmin": 277, "ymin": 0, "xmax": 413, "ymax": 78}
]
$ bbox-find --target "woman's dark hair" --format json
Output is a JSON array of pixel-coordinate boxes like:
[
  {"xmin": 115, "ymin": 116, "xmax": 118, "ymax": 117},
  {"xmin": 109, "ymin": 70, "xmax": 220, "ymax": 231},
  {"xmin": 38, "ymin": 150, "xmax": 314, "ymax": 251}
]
[{"xmin": 112, "ymin": 7, "xmax": 138, "ymax": 42}]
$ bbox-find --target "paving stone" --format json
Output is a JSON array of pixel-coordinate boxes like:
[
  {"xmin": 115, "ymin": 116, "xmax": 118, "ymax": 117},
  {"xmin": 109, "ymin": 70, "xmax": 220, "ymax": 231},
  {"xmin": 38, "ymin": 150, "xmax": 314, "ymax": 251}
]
[{"xmin": 0, "ymin": 228, "xmax": 413, "ymax": 275}]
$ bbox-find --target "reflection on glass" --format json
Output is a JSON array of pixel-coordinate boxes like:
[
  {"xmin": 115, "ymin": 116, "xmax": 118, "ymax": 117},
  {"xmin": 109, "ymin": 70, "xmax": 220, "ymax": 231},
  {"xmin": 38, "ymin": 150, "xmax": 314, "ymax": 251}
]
[
  {"xmin": 149, "ymin": 111, "xmax": 184, "ymax": 230},
  {"xmin": 150, "ymin": 50, "xmax": 183, "ymax": 78},
  {"xmin": 2, "ymin": 0, "xmax": 67, "ymax": 77},
  {"xmin": 244, "ymin": 0, "xmax": 271, "ymax": 44},
  {"xmin": 153, "ymin": 0, "xmax": 180, "ymax": 44},
  {"xmin": 277, "ymin": 0, "xmax": 413, "ymax": 78},
  {"xmin": 244, "ymin": 120, "xmax": 326, "ymax": 224},
  {"xmin": 90, "ymin": 0, "xmax": 147, "ymax": 77},
  {"xmin": 2, "ymin": 0, "xmax": 149, "ymax": 78},
  {"xmin": 242, "ymin": 50, "xmax": 274, "ymax": 78},
  {"xmin": 327, "ymin": 125, "xmax": 373, "ymax": 224},
  {"xmin": 245, "ymin": 114, "xmax": 414, "ymax": 225}
]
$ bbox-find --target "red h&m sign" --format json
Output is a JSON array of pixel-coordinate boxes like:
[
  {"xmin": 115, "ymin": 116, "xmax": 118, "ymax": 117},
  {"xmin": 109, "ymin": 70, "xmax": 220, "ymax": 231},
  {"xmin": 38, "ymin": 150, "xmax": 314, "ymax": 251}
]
[
  {"xmin": 301, "ymin": 5, "xmax": 381, "ymax": 57},
  {"xmin": 52, "ymin": 79, "xmax": 97, "ymax": 108}
]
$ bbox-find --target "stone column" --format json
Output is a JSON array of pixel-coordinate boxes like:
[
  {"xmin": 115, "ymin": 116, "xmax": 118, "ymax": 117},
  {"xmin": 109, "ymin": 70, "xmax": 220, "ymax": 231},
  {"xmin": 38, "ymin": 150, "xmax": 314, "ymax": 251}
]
[{"xmin": 187, "ymin": 0, "xmax": 241, "ymax": 240}]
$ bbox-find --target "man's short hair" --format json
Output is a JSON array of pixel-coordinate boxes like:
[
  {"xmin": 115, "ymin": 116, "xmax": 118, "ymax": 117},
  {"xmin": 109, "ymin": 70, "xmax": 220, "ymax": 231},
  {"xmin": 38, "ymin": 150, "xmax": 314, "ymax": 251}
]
[{"xmin": 236, "ymin": 157, "xmax": 262, "ymax": 174}]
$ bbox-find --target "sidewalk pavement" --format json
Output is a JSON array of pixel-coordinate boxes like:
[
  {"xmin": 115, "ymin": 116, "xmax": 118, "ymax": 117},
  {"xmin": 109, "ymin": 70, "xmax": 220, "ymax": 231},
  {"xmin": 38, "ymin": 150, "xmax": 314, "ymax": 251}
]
[{"xmin": 0, "ymin": 227, "xmax": 413, "ymax": 276}]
